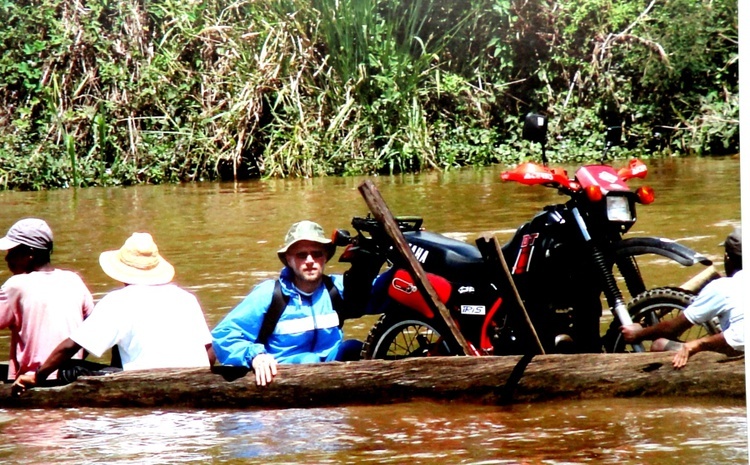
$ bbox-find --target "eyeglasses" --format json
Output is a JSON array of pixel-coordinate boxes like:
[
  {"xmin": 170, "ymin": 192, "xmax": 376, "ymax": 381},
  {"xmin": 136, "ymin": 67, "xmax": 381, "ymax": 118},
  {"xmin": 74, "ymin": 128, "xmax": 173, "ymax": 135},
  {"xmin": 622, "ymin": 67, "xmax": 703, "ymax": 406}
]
[{"xmin": 293, "ymin": 250, "xmax": 325, "ymax": 260}]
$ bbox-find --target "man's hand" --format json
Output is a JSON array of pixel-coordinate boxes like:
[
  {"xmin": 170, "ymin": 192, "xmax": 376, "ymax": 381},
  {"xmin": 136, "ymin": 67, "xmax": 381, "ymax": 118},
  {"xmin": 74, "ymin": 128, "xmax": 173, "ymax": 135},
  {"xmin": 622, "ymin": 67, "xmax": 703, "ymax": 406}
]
[
  {"xmin": 12, "ymin": 372, "xmax": 37, "ymax": 397},
  {"xmin": 251, "ymin": 353, "xmax": 278, "ymax": 386},
  {"xmin": 620, "ymin": 323, "xmax": 644, "ymax": 343},
  {"xmin": 672, "ymin": 340, "xmax": 695, "ymax": 369}
]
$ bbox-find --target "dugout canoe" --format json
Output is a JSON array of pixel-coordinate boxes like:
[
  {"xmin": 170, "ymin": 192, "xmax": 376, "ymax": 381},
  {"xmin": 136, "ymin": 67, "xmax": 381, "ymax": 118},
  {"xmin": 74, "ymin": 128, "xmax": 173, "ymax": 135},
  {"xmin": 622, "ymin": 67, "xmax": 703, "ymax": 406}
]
[{"xmin": 0, "ymin": 352, "xmax": 744, "ymax": 409}]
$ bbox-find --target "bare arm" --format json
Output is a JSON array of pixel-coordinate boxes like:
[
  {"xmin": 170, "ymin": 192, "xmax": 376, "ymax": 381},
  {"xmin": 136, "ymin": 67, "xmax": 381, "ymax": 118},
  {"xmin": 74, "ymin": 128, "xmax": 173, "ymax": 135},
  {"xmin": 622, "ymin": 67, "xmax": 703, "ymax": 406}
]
[
  {"xmin": 622, "ymin": 312, "xmax": 694, "ymax": 343},
  {"xmin": 12, "ymin": 337, "xmax": 81, "ymax": 395},
  {"xmin": 672, "ymin": 332, "xmax": 743, "ymax": 369},
  {"xmin": 206, "ymin": 343, "xmax": 216, "ymax": 366}
]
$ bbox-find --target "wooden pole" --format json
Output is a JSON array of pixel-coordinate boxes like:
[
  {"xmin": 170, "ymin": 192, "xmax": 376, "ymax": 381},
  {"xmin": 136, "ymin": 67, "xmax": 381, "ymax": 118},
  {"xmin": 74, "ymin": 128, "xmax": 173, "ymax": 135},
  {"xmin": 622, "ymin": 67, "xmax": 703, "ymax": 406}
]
[
  {"xmin": 475, "ymin": 233, "xmax": 546, "ymax": 355},
  {"xmin": 680, "ymin": 265, "xmax": 721, "ymax": 293},
  {"xmin": 358, "ymin": 180, "xmax": 474, "ymax": 356}
]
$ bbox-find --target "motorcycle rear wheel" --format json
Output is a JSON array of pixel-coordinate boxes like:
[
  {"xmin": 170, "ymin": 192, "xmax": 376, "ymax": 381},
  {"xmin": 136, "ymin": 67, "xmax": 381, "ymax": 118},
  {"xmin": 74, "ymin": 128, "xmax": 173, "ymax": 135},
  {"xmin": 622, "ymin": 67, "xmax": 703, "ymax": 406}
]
[
  {"xmin": 602, "ymin": 287, "xmax": 713, "ymax": 353},
  {"xmin": 360, "ymin": 310, "xmax": 455, "ymax": 360}
]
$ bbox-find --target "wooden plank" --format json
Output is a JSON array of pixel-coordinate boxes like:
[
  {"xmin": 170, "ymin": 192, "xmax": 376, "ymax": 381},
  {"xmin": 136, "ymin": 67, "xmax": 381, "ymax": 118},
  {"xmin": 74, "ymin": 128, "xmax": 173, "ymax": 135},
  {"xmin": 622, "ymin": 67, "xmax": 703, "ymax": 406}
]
[
  {"xmin": 357, "ymin": 179, "xmax": 473, "ymax": 355},
  {"xmin": 0, "ymin": 352, "xmax": 743, "ymax": 409},
  {"xmin": 475, "ymin": 233, "xmax": 545, "ymax": 355}
]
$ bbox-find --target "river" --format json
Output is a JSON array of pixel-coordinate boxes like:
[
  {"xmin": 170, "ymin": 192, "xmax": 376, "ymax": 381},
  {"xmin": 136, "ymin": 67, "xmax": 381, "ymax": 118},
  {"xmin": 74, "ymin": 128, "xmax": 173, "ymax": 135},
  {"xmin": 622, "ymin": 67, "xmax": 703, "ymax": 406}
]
[{"xmin": 0, "ymin": 156, "xmax": 745, "ymax": 463}]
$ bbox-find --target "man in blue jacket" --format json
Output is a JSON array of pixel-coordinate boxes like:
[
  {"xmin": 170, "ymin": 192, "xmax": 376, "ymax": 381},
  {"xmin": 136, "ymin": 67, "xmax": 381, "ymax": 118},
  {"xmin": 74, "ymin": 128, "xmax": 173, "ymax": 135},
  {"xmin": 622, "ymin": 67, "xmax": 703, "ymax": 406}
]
[{"xmin": 212, "ymin": 220, "xmax": 361, "ymax": 386}]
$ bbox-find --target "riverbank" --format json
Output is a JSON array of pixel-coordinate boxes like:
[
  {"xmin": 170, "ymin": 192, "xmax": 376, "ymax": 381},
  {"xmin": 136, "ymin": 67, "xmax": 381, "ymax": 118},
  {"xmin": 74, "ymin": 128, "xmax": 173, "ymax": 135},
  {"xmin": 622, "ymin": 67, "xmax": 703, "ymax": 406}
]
[{"xmin": 0, "ymin": 0, "xmax": 738, "ymax": 190}]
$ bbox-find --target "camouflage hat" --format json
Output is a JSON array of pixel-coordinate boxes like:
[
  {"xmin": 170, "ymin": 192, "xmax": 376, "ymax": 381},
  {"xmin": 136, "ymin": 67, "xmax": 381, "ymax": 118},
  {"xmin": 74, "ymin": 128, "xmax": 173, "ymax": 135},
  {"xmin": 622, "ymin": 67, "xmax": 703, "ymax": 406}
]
[{"xmin": 277, "ymin": 220, "xmax": 335, "ymax": 266}]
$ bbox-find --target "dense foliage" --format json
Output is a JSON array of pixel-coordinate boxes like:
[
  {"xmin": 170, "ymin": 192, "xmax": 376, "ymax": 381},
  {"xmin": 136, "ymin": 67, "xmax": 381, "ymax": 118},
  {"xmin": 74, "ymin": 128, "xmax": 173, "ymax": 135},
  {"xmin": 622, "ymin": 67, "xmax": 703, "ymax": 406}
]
[{"xmin": 0, "ymin": 0, "xmax": 738, "ymax": 189}]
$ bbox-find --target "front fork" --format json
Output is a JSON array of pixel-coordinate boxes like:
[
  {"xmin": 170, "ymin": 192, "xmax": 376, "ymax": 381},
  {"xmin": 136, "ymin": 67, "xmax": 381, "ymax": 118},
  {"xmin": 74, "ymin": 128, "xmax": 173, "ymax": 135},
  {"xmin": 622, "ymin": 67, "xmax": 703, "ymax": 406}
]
[{"xmin": 571, "ymin": 208, "xmax": 645, "ymax": 352}]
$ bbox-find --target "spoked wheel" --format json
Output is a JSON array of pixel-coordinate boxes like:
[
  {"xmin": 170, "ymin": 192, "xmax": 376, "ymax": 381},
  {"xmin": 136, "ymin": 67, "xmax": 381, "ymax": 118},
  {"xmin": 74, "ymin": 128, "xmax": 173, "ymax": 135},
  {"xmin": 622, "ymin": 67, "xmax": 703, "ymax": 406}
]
[
  {"xmin": 602, "ymin": 287, "xmax": 712, "ymax": 353},
  {"xmin": 360, "ymin": 311, "xmax": 455, "ymax": 360}
]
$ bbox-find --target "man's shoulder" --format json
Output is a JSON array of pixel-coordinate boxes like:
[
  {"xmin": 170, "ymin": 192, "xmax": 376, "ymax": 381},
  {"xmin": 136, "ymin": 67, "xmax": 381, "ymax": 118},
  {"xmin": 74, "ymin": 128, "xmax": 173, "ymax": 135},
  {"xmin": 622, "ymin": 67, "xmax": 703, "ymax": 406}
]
[
  {"xmin": 139, "ymin": 283, "xmax": 202, "ymax": 302},
  {"xmin": 703, "ymin": 273, "xmax": 743, "ymax": 296},
  {"xmin": 235, "ymin": 279, "xmax": 277, "ymax": 308},
  {"xmin": 24, "ymin": 268, "xmax": 87, "ymax": 286}
]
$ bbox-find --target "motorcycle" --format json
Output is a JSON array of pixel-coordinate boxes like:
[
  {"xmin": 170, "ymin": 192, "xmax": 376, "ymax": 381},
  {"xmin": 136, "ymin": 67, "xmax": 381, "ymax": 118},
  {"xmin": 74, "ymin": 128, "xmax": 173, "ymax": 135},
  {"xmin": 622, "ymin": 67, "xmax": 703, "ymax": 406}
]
[{"xmin": 335, "ymin": 114, "xmax": 714, "ymax": 359}]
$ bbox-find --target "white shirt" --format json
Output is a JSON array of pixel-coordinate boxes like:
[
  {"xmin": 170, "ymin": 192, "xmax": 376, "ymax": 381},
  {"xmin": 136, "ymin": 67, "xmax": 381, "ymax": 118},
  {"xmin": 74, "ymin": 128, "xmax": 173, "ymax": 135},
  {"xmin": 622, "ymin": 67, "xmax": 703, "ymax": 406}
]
[
  {"xmin": 684, "ymin": 270, "xmax": 744, "ymax": 351},
  {"xmin": 71, "ymin": 283, "xmax": 212, "ymax": 370}
]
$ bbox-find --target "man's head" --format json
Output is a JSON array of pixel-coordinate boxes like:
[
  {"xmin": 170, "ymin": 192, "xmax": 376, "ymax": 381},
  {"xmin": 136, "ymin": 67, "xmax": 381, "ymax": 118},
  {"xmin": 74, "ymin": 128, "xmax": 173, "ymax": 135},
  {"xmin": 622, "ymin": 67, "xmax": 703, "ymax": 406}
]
[
  {"xmin": 0, "ymin": 218, "xmax": 53, "ymax": 274},
  {"xmin": 277, "ymin": 221, "xmax": 335, "ymax": 292},
  {"xmin": 723, "ymin": 227, "xmax": 742, "ymax": 276}
]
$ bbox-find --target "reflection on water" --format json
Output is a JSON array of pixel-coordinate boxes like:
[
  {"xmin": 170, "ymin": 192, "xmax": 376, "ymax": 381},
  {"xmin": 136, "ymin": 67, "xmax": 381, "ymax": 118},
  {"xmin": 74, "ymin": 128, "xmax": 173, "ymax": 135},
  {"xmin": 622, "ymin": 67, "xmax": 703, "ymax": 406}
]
[
  {"xmin": 0, "ymin": 157, "xmax": 744, "ymax": 463},
  {"xmin": 0, "ymin": 398, "xmax": 746, "ymax": 464}
]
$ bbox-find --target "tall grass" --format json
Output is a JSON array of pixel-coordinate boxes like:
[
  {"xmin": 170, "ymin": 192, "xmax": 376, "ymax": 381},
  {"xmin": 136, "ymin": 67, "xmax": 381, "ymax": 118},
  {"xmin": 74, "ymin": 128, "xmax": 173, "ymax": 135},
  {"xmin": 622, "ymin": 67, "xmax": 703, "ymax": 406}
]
[{"xmin": 0, "ymin": 0, "xmax": 739, "ymax": 190}]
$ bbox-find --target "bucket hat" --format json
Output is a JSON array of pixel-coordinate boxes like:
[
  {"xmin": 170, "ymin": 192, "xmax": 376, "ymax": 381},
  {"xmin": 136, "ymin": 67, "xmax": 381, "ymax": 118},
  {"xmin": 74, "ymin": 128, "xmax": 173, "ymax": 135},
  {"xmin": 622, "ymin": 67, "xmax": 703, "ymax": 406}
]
[
  {"xmin": 277, "ymin": 220, "xmax": 335, "ymax": 267},
  {"xmin": 0, "ymin": 218, "xmax": 53, "ymax": 251},
  {"xmin": 99, "ymin": 232, "xmax": 175, "ymax": 285}
]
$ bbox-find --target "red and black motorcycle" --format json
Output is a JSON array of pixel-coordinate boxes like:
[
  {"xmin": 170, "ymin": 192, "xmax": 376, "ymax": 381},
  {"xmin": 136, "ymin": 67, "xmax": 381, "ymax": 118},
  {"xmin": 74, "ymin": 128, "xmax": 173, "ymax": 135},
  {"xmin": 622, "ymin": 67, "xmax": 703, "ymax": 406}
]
[{"xmin": 336, "ymin": 114, "xmax": 713, "ymax": 358}]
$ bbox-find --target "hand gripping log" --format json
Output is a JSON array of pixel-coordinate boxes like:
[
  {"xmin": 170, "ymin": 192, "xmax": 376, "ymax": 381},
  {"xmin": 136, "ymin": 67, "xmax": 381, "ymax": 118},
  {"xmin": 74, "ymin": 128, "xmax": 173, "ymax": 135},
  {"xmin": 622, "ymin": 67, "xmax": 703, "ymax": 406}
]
[{"xmin": 358, "ymin": 180, "xmax": 474, "ymax": 356}]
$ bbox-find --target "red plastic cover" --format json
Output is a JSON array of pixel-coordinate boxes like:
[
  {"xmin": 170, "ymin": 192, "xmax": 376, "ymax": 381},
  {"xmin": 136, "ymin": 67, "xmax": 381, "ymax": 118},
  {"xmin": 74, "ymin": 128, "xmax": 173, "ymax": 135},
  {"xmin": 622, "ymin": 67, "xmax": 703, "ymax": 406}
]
[
  {"xmin": 575, "ymin": 165, "xmax": 631, "ymax": 194},
  {"xmin": 501, "ymin": 162, "xmax": 574, "ymax": 190},
  {"xmin": 617, "ymin": 159, "xmax": 648, "ymax": 181},
  {"xmin": 387, "ymin": 269, "xmax": 452, "ymax": 319}
]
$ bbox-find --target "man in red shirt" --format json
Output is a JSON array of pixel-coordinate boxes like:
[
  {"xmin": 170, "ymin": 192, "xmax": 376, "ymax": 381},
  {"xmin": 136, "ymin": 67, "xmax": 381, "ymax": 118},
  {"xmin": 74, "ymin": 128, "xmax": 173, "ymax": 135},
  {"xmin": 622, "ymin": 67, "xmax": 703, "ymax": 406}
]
[{"xmin": 0, "ymin": 218, "xmax": 94, "ymax": 381}]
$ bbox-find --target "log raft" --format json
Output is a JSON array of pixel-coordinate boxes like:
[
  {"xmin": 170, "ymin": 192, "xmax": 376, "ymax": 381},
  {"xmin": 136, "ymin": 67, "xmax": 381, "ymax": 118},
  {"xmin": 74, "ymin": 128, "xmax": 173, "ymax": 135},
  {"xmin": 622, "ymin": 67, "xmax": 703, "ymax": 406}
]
[{"xmin": 0, "ymin": 352, "xmax": 744, "ymax": 409}]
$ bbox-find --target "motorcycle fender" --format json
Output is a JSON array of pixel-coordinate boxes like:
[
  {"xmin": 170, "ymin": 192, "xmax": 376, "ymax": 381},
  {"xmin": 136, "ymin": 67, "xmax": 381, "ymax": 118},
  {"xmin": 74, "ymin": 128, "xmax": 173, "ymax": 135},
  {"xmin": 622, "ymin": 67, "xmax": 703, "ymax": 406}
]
[
  {"xmin": 614, "ymin": 237, "xmax": 713, "ymax": 266},
  {"xmin": 387, "ymin": 269, "xmax": 452, "ymax": 319}
]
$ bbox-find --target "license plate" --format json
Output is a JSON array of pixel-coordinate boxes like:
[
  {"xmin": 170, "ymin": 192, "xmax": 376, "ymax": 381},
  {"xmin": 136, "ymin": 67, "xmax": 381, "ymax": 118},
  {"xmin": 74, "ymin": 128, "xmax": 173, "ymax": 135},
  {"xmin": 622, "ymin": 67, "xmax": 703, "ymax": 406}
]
[{"xmin": 460, "ymin": 305, "xmax": 486, "ymax": 315}]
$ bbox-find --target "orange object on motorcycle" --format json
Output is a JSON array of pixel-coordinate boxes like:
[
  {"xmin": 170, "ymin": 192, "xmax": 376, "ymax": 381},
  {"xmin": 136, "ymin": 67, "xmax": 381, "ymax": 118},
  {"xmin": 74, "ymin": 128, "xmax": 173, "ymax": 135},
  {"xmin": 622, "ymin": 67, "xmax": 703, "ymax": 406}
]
[
  {"xmin": 584, "ymin": 185, "xmax": 603, "ymax": 202},
  {"xmin": 636, "ymin": 185, "xmax": 655, "ymax": 204},
  {"xmin": 617, "ymin": 159, "xmax": 648, "ymax": 181},
  {"xmin": 387, "ymin": 269, "xmax": 452, "ymax": 319}
]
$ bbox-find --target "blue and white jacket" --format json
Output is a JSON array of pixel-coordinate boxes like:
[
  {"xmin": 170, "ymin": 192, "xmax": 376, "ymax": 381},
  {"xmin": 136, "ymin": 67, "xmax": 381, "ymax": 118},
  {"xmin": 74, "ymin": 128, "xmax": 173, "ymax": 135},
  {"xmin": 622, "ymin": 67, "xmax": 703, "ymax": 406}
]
[{"xmin": 211, "ymin": 267, "xmax": 345, "ymax": 367}]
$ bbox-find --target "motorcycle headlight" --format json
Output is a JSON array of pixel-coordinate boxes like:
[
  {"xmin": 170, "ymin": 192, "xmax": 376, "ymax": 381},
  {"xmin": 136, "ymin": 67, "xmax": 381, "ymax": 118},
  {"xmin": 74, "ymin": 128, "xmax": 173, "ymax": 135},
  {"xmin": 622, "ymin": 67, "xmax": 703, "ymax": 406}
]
[{"xmin": 606, "ymin": 196, "xmax": 633, "ymax": 222}]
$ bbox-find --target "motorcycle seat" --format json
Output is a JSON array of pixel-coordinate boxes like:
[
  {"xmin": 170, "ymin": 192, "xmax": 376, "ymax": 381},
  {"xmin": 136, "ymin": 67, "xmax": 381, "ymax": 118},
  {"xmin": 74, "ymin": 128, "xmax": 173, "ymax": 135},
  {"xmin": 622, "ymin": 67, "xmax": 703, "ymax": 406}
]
[{"xmin": 403, "ymin": 231, "xmax": 485, "ymax": 280}]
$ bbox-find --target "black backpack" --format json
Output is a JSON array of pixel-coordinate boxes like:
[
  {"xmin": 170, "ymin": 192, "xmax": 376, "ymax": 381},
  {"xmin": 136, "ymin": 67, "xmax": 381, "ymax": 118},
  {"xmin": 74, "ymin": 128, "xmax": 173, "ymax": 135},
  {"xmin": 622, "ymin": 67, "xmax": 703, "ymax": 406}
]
[{"xmin": 256, "ymin": 275, "xmax": 344, "ymax": 345}]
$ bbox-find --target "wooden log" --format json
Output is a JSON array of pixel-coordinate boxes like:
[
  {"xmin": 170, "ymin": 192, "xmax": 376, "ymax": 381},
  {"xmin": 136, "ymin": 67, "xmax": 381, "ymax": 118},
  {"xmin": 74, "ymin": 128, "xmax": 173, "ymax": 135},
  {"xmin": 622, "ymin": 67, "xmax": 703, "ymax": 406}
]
[
  {"xmin": 0, "ymin": 352, "xmax": 743, "ymax": 409},
  {"xmin": 358, "ymin": 180, "xmax": 473, "ymax": 355},
  {"xmin": 680, "ymin": 265, "xmax": 721, "ymax": 293}
]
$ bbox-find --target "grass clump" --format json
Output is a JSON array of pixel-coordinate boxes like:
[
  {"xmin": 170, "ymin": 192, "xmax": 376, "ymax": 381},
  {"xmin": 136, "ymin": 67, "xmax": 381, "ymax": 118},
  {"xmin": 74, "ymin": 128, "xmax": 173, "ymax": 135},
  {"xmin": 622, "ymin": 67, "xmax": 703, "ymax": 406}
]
[{"xmin": 0, "ymin": 0, "xmax": 738, "ymax": 189}]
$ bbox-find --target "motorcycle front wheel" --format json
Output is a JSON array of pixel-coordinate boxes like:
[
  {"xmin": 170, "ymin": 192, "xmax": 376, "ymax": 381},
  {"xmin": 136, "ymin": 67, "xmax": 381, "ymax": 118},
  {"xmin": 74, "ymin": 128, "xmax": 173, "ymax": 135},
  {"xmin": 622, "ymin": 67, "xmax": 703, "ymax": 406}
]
[
  {"xmin": 601, "ymin": 287, "xmax": 714, "ymax": 353},
  {"xmin": 360, "ymin": 309, "xmax": 456, "ymax": 360}
]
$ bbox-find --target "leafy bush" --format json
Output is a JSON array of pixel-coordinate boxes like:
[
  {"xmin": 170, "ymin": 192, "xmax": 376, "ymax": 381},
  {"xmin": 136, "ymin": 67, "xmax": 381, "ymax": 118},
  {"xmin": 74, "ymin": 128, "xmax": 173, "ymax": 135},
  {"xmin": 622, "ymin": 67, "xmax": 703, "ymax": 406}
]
[{"xmin": 0, "ymin": 0, "xmax": 738, "ymax": 190}]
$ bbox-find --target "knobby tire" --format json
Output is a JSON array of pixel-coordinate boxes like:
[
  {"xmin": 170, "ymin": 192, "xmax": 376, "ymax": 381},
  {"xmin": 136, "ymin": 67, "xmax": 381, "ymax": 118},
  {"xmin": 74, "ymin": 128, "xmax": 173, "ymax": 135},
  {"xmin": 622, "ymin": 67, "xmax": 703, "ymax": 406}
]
[
  {"xmin": 602, "ymin": 287, "xmax": 710, "ymax": 353},
  {"xmin": 360, "ymin": 309, "xmax": 455, "ymax": 360}
]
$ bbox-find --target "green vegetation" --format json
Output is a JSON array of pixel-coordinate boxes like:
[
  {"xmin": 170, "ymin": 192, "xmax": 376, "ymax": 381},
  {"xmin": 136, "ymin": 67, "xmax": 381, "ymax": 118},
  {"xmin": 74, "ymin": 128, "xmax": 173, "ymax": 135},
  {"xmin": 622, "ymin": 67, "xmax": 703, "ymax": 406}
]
[{"xmin": 0, "ymin": 0, "xmax": 738, "ymax": 190}]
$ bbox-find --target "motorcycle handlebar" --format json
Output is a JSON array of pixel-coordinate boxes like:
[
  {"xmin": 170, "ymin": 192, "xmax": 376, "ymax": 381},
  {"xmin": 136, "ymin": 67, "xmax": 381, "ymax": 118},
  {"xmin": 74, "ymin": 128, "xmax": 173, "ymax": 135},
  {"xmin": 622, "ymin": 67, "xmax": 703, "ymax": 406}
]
[{"xmin": 350, "ymin": 216, "xmax": 423, "ymax": 234}]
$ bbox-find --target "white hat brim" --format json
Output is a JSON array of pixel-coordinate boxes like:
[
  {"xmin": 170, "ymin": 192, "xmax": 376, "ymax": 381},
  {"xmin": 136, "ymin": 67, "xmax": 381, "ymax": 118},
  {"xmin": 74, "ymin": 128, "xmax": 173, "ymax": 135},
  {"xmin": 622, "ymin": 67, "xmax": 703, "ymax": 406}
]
[{"xmin": 0, "ymin": 236, "xmax": 20, "ymax": 251}]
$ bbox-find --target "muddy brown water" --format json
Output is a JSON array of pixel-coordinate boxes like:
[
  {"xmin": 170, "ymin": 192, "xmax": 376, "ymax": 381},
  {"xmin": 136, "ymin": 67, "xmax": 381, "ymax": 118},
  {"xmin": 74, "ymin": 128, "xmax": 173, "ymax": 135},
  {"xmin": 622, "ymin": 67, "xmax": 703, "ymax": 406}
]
[{"xmin": 0, "ymin": 156, "xmax": 745, "ymax": 463}]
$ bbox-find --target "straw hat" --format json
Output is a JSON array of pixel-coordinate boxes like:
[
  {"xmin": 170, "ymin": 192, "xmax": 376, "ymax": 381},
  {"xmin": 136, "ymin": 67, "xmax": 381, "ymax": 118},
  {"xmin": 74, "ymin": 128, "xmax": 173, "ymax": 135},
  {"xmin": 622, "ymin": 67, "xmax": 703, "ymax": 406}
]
[
  {"xmin": 276, "ymin": 220, "xmax": 335, "ymax": 267},
  {"xmin": 99, "ymin": 232, "xmax": 175, "ymax": 285}
]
